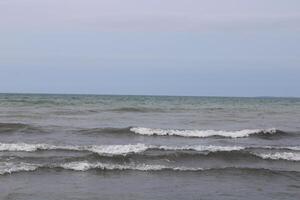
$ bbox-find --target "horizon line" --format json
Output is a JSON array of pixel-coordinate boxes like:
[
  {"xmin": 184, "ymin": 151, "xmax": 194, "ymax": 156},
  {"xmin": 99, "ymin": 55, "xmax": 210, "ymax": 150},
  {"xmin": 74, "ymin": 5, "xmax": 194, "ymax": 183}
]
[{"xmin": 0, "ymin": 92, "xmax": 299, "ymax": 99}]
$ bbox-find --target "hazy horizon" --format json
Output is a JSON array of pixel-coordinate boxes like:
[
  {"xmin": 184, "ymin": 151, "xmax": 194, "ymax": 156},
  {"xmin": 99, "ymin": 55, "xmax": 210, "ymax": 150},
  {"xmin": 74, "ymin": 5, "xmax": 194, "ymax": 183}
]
[{"xmin": 1, "ymin": 92, "xmax": 300, "ymax": 99}]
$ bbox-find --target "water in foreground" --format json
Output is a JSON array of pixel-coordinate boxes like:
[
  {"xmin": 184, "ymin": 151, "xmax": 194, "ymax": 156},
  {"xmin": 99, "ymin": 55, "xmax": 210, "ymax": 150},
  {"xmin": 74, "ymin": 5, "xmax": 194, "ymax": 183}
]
[{"xmin": 0, "ymin": 94, "xmax": 299, "ymax": 200}]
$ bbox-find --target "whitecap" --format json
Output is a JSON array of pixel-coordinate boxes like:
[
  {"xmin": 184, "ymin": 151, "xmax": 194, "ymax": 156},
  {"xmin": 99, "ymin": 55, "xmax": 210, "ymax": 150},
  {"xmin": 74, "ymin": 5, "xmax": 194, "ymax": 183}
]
[
  {"xmin": 87, "ymin": 143, "xmax": 150, "ymax": 155},
  {"xmin": 254, "ymin": 152, "xmax": 300, "ymax": 161},
  {"xmin": 60, "ymin": 161, "xmax": 203, "ymax": 171},
  {"xmin": 158, "ymin": 145, "xmax": 245, "ymax": 152},
  {"xmin": 0, "ymin": 162, "xmax": 40, "ymax": 175},
  {"xmin": 130, "ymin": 127, "xmax": 277, "ymax": 138}
]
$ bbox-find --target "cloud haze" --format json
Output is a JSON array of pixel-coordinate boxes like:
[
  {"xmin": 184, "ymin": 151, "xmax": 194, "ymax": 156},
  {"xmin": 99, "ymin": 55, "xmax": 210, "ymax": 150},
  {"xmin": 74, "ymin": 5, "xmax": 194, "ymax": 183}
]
[
  {"xmin": 1, "ymin": 0, "xmax": 300, "ymax": 31},
  {"xmin": 0, "ymin": 0, "xmax": 299, "ymax": 96}
]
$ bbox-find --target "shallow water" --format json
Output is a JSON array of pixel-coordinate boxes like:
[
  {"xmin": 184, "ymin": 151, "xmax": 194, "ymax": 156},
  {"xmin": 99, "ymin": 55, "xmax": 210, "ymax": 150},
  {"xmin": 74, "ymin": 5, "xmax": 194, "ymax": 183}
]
[{"xmin": 0, "ymin": 94, "xmax": 299, "ymax": 199}]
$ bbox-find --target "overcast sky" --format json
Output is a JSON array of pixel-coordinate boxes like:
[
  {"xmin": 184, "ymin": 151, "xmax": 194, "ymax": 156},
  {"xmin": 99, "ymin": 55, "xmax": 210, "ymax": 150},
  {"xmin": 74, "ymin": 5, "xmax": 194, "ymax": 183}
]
[{"xmin": 0, "ymin": 0, "xmax": 299, "ymax": 96}]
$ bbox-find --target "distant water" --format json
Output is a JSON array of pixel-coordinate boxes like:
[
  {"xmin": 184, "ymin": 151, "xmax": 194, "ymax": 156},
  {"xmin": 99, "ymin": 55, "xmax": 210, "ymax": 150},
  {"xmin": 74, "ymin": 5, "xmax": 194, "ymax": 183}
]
[{"xmin": 0, "ymin": 94, "xmax": 299, "ymax": 200}]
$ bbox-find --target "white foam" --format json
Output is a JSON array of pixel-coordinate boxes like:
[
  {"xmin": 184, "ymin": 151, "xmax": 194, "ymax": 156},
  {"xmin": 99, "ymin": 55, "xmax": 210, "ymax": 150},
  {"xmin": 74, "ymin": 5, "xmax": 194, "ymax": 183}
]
[
  {"xmin": 3, "ymin": 142, "xmax": 299, "ymax": 157},
  {"xmin": 87, "ymin": 143, "xmax": 150, "ymax": 155},
  {"xmin": 60, "ymin": 161, "xmax": 202, "ymax": 171},
  {"xmin": 60, "ymin": 161, "xmax": 93, "ymax": 171},
  {"xmin": 158, "ymin": 145, "xmax": 245, "ymax": 152},
  {"xmin": 0, "ymin": 143, "xmax": 78, "ymax": 152},
  {"xmin": 0, "ymin": 142, "xmax": 247, "ymax": 156},
  {"xmin": 130, "ymin": 127, "xmax": 277, "ymax": 138},
  {"xmin": 0, "ymin": 143, "xmax": 149, "ymax": 155},
  {"xmin": 0, "ymin": 162, "xmax": 39, "ymax": 175},
  {"xmin": 255, "ymin": 152, "xmax": 300, "ymax": 161},
  {"xmin": 0, "ymin": 143, "xmax": 42, "ymax": 152},
  {"xmin": 264, "ymin": 146, "xmax": 300, "ymax": 151}
]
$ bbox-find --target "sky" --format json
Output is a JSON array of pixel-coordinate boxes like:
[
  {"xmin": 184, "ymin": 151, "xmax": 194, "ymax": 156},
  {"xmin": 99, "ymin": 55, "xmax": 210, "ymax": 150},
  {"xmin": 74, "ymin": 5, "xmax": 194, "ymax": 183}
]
[{"xmin": 0, "ymin": 0, "xmax": 300, "ymax": 97}]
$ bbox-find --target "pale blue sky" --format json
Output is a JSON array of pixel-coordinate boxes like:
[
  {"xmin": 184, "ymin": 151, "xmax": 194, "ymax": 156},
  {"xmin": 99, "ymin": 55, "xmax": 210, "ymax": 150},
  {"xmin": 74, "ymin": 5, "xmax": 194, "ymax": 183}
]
[{"xmin": 0, "ymin": 0, "xmax": 299, "ymax": 96}]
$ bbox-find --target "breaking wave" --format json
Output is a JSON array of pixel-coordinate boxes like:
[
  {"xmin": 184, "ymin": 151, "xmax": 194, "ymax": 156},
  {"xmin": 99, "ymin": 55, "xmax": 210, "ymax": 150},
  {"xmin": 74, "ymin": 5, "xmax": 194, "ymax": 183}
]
[
  {"xmin": 75, "ymin": 126, "xmax": 293, "ymax": 139},
  {"xmin": 1, "ymin": 161, "xmax": 299, "ymax": 176},
  {"xmin": 130, "ymin": 127, "xmax": 284, "ymax": 138},
  {"xmin": 0, "ymin": 143, "xmax": 149, "ymax": 156},
  {"xmin": 4, "ymin": 123, "xmax": 290, "ymax": 139},
  {"xmin": 0, "ymin": 143, "xmax": 245, "ymax": 155},
  {"xmin": 0, "ymin": 161, "xmax": 202, "ymax": 175},
  {"xmin": 59, "ymin": 161, "xmax": 202, "ymax": 171},
  {"xmin": 0, "ymin": 162, "xmax": 39, "ymax": 175},
  {"xmin": 254, "ymin": 152, "xmax": 300, "ymax": 161},
  {"xmin": 0, "ymin": 142, "xmax": 300, "ymax": 161}
]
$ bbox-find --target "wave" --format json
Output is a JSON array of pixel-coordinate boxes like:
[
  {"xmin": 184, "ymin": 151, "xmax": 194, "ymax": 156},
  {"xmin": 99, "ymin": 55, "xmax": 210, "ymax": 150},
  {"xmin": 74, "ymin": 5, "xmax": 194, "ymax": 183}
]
[
  {"xmin": 78, "ymin": 127, "xmax": 132, "ymax": 135},
  {"xmin": 0, "ymin": 143, "xmax": 149, "ymax": 156},
  {"xmin": 141, "ymin": 149, "xmax": 300, "ymax": 162},
  {"xmin": 105, "ymin": 107, "xmax": 164, "ymax": 113},
  {"xmin": 59, "ymin": 161, "xmax": 202, "ymax": 171},
  {"xmin": 76, "ymin": 126, "xmax": 291, "ymax": 139},
  {"xmin": 0, "ymin": 161, "xmax": 202, "ymax": 175},
  {"xmin": 1, "ymin": 161, "xmax": 299, "ymax": 176},
  {"xmin": 1, "ymin": 142, "xmax": 300, "ymax": 161},
  {"xmin": 0, "ymin": 123, "xmax": 43, "ymax": 134},
  {"xmin": 0, "ymin": 143, "xmax": 246, "ymax": 155},
  {"xmin": 0, "ymin": 162, "xmax": 39, "ymax": 175},
  {"xmin": 130, "ymin": 127, "xmax": 286, "ymax": 138},
  {"xmin": 200, "ymin": 151, "xmax": 300, "ymax": 162},
  {"xmin": 254, "ymin": 152, "xmax": 300, "ymax": 161}
]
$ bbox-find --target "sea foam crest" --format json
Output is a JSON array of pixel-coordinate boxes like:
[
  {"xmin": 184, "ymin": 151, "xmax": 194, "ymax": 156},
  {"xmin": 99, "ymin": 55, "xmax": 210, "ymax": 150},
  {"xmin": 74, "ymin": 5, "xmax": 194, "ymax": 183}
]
[
  {"xmin": 0, "ymin": 162, "xmax": 39, "ymax": 175},
  {"xmin": 0, "ymin": 143, "xmax": 79, "ymax": 152},
  {"xmin": 0, "ymin": 142, "xmax": 246, "ymax": 155},
  {"xmin": 255, "ymin": 152, "xmax": 300, "ymax": 161},
  {"xmin": 2, "ymin": 142, "xmax": 299, "ymax": 156},
  {"xmin": 60, "ymin": 161, "xmax": 203, "ymax": 171},
  {"xmin": 130, "ymin": 127, "xmax": 277, "ymax": 138},
  {"xmin": 0, "ymin": 143, "xmax": 150, "ymax": 155},
  {"xmin": 0, "ymin": 143, "xmax": 46, "ymax": 152},
  {"xmin": 0, "ymin": 161, "xmax": 203, "ymax": 174},
  {"xmin": 88, "ymin": 143, "xmax": 149, "ymax": 155},
  {"xmin": 158, "ymin": 145, "xmax": 245, "ymax": 152}
]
